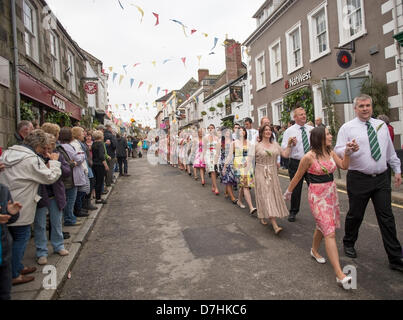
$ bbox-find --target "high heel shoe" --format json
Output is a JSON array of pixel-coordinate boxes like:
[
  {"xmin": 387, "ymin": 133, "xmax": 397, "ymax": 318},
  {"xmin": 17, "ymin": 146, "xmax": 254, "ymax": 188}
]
[
  {"xmin": 231, "ymin": 199, "xmax": 238, "ymax": 204},
  {"xmin": 336, "ymin": 275, "xmax": 352, "ymax": 288},
  {"xmin": 202, "ymin": 181, "xmax": 205, "ymax": 186},
  {"xmin": 310, "ymin": 249, "xmax": 326, "ymax": 264},
  {"xmin": 215, "ymin": 190, "xmax": 220, "ymax": 196},
  {"xmin": 249, "ymin": 208, "xmax": 257, "ymax": 215},
  {"xmin": 236, "ymin": 200, "xmax": 246, "ymax": 209}
]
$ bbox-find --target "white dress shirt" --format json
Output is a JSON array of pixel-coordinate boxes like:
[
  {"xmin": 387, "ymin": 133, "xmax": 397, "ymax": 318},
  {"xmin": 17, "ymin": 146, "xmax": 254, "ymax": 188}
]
[
  {"xmin": 281, "ymin": 123, "xmax": 314, "ymax": 160},
  {"xmin": 247, "ymin": 129, "xmax": 259, "ymax": 145},
  {"xmin": 334, "ymin": 117, "xmax": 401, "ymax": 174}
]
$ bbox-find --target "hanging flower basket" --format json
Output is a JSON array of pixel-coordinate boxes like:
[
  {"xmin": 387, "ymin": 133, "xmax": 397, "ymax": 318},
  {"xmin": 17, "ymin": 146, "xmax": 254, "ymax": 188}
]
[
  {"xmin": 216, "ymin": 102, "xmax": 224, "ymax": 108},
  {"xmin": 201, "ymin": 111, "xmax": 207, "ymax": 116},
  {"xmin": 209, "ymin": 106, "xmax": 216, "ymax": 112}
]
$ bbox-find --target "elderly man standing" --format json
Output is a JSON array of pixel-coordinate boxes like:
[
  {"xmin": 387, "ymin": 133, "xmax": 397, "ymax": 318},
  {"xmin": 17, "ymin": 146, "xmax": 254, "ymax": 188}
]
[
  {"xmin": 7, "ymin": 121, "xmax": 34, "ymax": 148},
  {"xmin": 335, "ymin": 94, "xmax": 403, "ymax": 272},
  {"xmin": 281, "ymin": 106, "xmax": 314, "ymax": 222}
]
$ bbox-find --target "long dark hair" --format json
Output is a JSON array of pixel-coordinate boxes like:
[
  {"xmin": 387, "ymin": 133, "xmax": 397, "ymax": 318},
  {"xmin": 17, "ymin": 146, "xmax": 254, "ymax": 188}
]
[
  {"xmin": 259, "ymin": 124, "xmax": 274, "ymax": 143},
  {"xmin": 310, "ymin": 126, "xmax": 332, "ymax": 157},
  {"xmin": 239, "ymin": 126, "xmax": 247, "ymax": 140}
]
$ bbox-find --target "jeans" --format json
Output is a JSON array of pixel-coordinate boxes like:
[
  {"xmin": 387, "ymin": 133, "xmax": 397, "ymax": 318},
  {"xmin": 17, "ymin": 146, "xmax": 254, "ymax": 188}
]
[
  {"xmin": 34, "ymin": 199, "xmax": 65, "ymax": 258},
  {"xmin": 117, "ymin": 157, "xmax": 128, "ymax": 175},
  {"xmin": 74, "ymin": 191, "xmax": 87, "ymax": 214},
  {"xmin": 64, "ymin": 187, "xmax": 78, "ymax": 225},
  {"xmin": 8, "ymin": 225, "xmax": 31, "ymax": 279}
]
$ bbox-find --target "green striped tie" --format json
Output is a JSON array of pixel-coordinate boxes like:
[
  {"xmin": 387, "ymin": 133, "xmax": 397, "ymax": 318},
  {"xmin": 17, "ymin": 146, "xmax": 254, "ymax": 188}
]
[
  {"xmin": 301, "ymin": 127, "xmax": 310, "ymax": 154},
  {"xmin": 366, "ymin": 121, "xmax": 381, "ymax": 161}
]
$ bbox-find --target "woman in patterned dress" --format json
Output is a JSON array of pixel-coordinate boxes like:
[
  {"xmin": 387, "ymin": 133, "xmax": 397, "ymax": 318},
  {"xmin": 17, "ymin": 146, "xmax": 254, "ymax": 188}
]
[
  {"xmin": 255, "ymin": 124, "xmax": 293, "ymax": 234},
  {"xmin": 192, "ymin": 128, "xmax": 206, "ymax": 185},
  {"xmin": 203, "ymin": 124, "xmax": 221, "ymax": 195},
  {"xmin": 284, "ymin": 126, "xmax": 357, "ymax": 288},
  {"xmin": 219, "ymin": 128, "xmax": 237, "ymax": 203},
  {"xmin": 224, "ymin": 127, "xmax": 257, "ymax": 215}
]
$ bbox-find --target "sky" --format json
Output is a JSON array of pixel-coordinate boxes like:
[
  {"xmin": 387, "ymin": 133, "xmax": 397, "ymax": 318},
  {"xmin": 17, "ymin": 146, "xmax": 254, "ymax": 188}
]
[{"xmin": 45, "ymin": 0, "xmax": 264, "ymax": 127}]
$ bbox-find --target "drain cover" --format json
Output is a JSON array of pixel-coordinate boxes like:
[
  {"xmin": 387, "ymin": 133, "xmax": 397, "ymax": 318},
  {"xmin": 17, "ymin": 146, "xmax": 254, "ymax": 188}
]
[{"xmin": 183, "ymin": 223, "xmax": 265, "ymax": 258}]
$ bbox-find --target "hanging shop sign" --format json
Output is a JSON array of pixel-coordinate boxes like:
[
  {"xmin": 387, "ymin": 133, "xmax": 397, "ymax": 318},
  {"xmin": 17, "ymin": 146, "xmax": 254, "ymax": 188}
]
[
  {"xmin": 0, "ymin": 56, "xmax": 10, "ymax": 88},
  {"xmin": 285, "ymin": 70, "xmax": 312, "ymax": 90},
  {"xmin": 84, "ymin": 82, "xmax": 98, "ymax": 94},
  {"xmin": 230, "ymin": 86, "xmax": 243, "ymax": 103}
]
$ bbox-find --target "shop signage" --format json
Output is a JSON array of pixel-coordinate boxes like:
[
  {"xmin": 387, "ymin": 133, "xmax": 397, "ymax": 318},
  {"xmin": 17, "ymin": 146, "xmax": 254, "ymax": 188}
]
[
  {"xmin": 84, "ymin": 82, "xmax": 98, "ymax": 94},
  {"xmin": 285, "ymin": 70, "xmax": 312, "ymax": 89},
  {"xmin": 230, "ymin": 86, "xmax": 243, "ymax": 103},
  {"xmin": 0, "ymin": 56, "xmax": 10, "ymax": 88},
  {"xmin": 337, "ymin": 50, "xmax": 353, "ymax": 69},
  {"xmin": 51, "ymin": 95, "xmax": 66, "ymax": 111}
]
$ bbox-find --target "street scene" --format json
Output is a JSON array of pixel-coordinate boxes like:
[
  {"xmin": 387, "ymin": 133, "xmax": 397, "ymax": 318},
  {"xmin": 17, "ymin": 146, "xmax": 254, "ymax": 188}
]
[{"xmin": 0, "ymin": 0, "xmax": 403, "ymax": 303}]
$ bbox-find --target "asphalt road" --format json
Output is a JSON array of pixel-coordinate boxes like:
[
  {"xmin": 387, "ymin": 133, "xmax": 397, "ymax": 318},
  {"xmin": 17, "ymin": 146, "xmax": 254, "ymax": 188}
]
[{"xmin": 57, "ymin": 157, "xmax": 403, "ymax": 300}]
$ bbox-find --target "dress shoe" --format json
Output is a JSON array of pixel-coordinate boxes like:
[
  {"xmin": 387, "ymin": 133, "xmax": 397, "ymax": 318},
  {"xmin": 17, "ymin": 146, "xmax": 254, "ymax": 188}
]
[
  {"xmin": 344, "ymin": 246, "xmax": 357, "ymax": 258},
  {"xmin": 56, "ymin": 249, "xmax": 69, "ymax": 256},
  {"xmin": 389, "ymin": 258, "xmax": 403, "ymax": 272},
  {"xmin": 75, "ymin": 211, "xmax": 89, "ymax": 217},
  {"xmin": 12, "ymin": 275, "xmax": 35, "ymax": 286},
  {"xmin": 288, "ymin": 214, "xmax": 296, "ymax": 222},
  {"xmin": 20, "ymin": 266, "xmax": 37, "ymax": 275},
  {"xmin": 310, "ymin": 249, "xmax": 326, "ymax": 264}
]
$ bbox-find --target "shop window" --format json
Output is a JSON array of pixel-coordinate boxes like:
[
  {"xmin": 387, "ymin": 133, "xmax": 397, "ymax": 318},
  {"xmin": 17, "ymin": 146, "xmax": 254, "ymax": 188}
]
[
  {"xmin": 269, "ymin": 38, "xmax": 282, "ymax": 83},
  {"xmin": 286, "ymin": 21, "xmax": 303, "ymax": 74},
  {"xmin": 50, "ymin": 31, "xmax": 61, "ymax": 81},
  {"xmin": 308, "ymin": 1, "xmax": 331, "ymax": 62},
  {"xmin": 23, "ymin": 0, "xmax": 39, "ymax": 63},
  {"xmin": 337, "ymin": 0, "xmax": 366, "ymax": 46},
  {"xmin": 67, "ymin": 51, "xmax": 76, "ymax": 93},
  {"xmin": 255, "ymin": 51, "xmax": 266, "ymax": 91}
]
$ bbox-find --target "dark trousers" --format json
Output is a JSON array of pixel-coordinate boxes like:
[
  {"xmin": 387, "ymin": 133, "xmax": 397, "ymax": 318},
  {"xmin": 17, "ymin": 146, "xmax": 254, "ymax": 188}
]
[
  {"xmin": 93, "ymin": 164, "xmax": 105, "ymax": 200},
  {"xmin": 344, "ymin": 170, "xmax": 402, "ymax": 263},
  {"xmin": 85, "ymin": 177, "xmax": 95, "ymax": 200},
  {"xmin": 0, "ymin": 231, "xmax": 12, "ymax": 300},
  {"xmin": 288, "ymin": 158, "xmax": 310, "ymax": 215},
  {"xmin": 117, "ymin": 157, "xmax": 128, "ymax": 175}
]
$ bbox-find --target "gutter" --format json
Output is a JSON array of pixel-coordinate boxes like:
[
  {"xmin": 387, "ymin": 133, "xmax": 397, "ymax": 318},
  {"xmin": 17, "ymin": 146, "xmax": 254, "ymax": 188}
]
[{"xmin": 11, "ymin": 0, "xmax": 21, "ymax": 123}]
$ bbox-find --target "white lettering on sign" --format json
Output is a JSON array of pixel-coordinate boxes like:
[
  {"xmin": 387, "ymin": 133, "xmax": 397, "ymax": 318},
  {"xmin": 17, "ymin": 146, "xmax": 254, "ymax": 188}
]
[
  {"xmin": 52, "ymin": 95, "xmax": 66, "ymax": 111},
  {"xmin": 285, "ymin": 70, "xmax": 312, "ymax": 89}
]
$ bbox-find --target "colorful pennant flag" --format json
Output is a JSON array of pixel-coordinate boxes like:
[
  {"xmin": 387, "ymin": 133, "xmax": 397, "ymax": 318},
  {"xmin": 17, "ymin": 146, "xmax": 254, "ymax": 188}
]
[
  {"xmin": 117, "ymin": 0, "xmax": 124, "ymax": 10},
  {"xmin": 108, "ymin": 67, "xmax": 113, "ymax": 72},
  {"xmin": 191, "ymin": 29, "xmax": 197, "ymax": 35},
  {"xmin": 112, "ymin": 73, "xmax": 118, "ymax": 82},
  {"xmin": 157, "ymin": 87, "xmax": 161, "ymax": 96},
  {"xmin": 138, "ymin": 81, "xmax": 144, "ymax": 89},
  {"xmin": 132, "ymin": 5, "xmax": 144, "ymax": 23},
  {"xmin": 148, "ymin": 84, "xmax": 153, "ymax": 93},
  {"xmin": 197, "ymin": 55, "xmax": 202, "ymax": 66},
  {"xmin": 211, "ymin": 37, "xmax": 218, "ymax": 51},
  {"xmin": 123, "ymin": 65, "xmax": 127, "ymax": 74},
  {"xmin": 152, "ymin": 12, "xmax": 159, "ymax": 26},
  {"xmin": 119, "ymin": 74, "xmax": 124, "ymax": 85},
  {"xmin": 130, "ymin": 78, "xmax": 135, "ymax": 88},
  {"xmin": 181, "ymin": 57, "xmax": 186, "ymax": 68},
  {"xmin": 133, "ymin": 63, "xmax": 140, "ymax": 68},
  {"xmin": 202, "ymin": 33, "xmax": 208, "ymax": 37}
]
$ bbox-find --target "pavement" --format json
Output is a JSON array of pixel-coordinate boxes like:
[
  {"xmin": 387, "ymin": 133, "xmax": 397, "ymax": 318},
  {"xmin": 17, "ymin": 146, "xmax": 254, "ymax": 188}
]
[{"xmin": 11, "ymin": 157, "xmax": 403, "ymax": 300}]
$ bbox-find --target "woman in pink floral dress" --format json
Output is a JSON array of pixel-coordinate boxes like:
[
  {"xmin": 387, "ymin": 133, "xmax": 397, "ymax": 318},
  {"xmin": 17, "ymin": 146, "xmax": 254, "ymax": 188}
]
[
  {"xmin": 192, "ymin": 128, "xmax": 206, "ymax": 186},
  {"xmin": 284, "ymin": 126, "xmax": 358, "ymax": 288}
]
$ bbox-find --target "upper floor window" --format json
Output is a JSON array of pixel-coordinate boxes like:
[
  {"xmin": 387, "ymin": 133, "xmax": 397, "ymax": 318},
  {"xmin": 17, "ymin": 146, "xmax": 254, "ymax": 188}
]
[
  {"xmin": 49, "ymin": 32, "xmax": 61, "ymax": 80},
  {"xmin": 337, "ymin": 0, "xmax": 366, "ymax": 46},
  {"xmin": 23, "ymin": 0, "xmax": 39, "ymax": 62},
  {"xmin": 308, "ymin": 1, "xmax": 331, "ymax": 62},
  {"xmin": 67, "ymin": 51, "xmax": 76, "ymax": 93},
  {"xmin": 258, "ymin": 105, "xmax": 268, "ymax": 125},
  {"xmin": 269, "ymin": 38, "xmax": 282, "ymax": 83},
  {"xmin": 255, "ymin": 51, "xmax": 266, "ymax": 91},
  {"xmin": 286, "ymin": 21, "xmax": 303, "ymax": 74}
]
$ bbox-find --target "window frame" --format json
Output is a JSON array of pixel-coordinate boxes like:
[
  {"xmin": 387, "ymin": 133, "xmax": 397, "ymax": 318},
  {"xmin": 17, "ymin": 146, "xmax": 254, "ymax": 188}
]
[
  {"xmin": 257, "ymin": 105, "xmax": 268, "ymax": 125},
  {"xmin": 285, "ymin": 21, "xmax": 303, "ymax": 75},
  {"xmin": 271, "ymin": 98, "xmax": 284, "ymax": 126},
  {"xmin": 269, "ymin": 38, "xmax": 283, "ymax": 84},
  {"xmin": 49, "ymin": 31, "xmax": 61, "ymax": 81},
  {"xmin": 23, "ymin": 0, "xmax": 39, "ymax": 63},
  {"xmin": 67, "ymin": 50, "xmax": 77, "ymax": 94},
  {"xmin": 307, "ymin": 1, "xmax": 331, "ymax": 63},
  {"xmin": 337, "ymin": 0, "xmax": 367, "ymax": 47},
  {"xmin": 255, "ymin": 51, "xmax": 267, "ymax": 91}
]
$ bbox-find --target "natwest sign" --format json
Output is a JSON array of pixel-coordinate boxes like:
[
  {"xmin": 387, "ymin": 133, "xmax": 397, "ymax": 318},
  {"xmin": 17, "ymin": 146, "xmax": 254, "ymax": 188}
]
[
  {"xmin": 285, "ymin": 70, "xmax": 312, "ymax": 90},
  {"xmin": 84, "ymin": 82, "xmax": 98, "ymax": 94}
]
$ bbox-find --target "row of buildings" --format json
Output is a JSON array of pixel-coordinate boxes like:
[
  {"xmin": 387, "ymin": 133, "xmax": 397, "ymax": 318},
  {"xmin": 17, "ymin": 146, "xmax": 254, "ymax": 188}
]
[
  {"xmin": 155, "ymin": 0, "xmax": 403, "ymax": 150},
  {"xmin": 0, "ymin": 0, "xmax": 110, "ymax": 148}
]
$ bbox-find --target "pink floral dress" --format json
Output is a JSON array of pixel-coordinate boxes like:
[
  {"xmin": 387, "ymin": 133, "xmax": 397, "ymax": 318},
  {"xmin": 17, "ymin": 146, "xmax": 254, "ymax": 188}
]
[
  {"xmin": 307, "ymin": 158, "xmax": 340, "ymax": 237},
  {"xmin": 193, "ymin": 140, "xmax": 206, "ymax": 169}
]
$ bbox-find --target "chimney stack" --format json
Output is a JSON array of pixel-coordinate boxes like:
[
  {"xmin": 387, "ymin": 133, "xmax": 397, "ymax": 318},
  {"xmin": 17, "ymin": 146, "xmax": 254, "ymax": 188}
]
[
  {"xmin": 198, "ymin": 69, "xmax": 209, "ymax": 84},
  {"xmin": 225, "ymin": 39, "xmax": 243, "ymax": 83}
]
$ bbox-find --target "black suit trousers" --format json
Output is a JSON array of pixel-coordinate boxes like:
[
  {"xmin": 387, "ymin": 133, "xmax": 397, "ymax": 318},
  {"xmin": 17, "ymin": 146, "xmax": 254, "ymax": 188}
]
[
  {"xmin": 344, "ymin": 170, "xmax": 402, "ymax": 263},
  {"xmin": 288, "ymin": 158, "xmax": 310, "ymax": 215}
]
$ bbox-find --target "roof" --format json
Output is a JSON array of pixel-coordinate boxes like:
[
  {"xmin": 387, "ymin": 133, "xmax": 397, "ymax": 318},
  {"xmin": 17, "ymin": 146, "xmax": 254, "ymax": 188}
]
[{"xmin": 155, "ymin": 92, "xmax": 173, "ymax": 102}]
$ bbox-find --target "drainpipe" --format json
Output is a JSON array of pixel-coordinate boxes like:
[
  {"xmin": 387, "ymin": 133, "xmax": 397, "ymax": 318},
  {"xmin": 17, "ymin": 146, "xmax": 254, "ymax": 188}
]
[
  {"xmin": 11, "ymin": 0, "xmax": 21, "ymax": 123},
  {"xmin": 392, "ymin": 0, "xmax": 403, "ymax": 135}
]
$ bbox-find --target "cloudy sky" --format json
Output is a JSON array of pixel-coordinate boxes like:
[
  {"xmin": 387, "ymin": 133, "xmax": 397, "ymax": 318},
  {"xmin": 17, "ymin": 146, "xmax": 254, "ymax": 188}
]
[{"xmin": 45, "ymin": 0, "xmax": 264, "ymax": 127}]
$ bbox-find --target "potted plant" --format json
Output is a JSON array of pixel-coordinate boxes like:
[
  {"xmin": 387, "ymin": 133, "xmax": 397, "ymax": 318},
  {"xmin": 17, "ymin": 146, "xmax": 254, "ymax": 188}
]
[
  {"xmin": 201, "ymin": 111, "xmax": 207, "ymax": 116},
  {"xmin": 216, "ymin": 102, "xmax": 224, "ymax": 108},
  {"xmin": 209, "ymin": 106, "xmax": 216, "ymax": 112}
]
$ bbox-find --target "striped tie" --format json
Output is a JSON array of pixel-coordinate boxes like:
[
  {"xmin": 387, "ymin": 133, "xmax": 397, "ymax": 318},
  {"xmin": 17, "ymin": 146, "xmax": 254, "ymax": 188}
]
[
  {"xmin": 301, "ymin": 127, "xmax": 310, "ymax": 154},
  {"xmin": 366, "ymin": 121, "xmax": 381, "ymax": 161}
]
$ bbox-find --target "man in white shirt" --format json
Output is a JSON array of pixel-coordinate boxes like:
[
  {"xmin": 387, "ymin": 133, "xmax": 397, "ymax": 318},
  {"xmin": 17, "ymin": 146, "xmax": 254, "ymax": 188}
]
[
  {"xmin": 335, "ymin": 94, "xmax": 403, "ymax": 272},
  {"xmin": 281, "ymin": 106, "xmax": 314, "ymax": 222},
  {"xmin": 244, "ymin": 118, "xmax": 259, "ymax": 145}
]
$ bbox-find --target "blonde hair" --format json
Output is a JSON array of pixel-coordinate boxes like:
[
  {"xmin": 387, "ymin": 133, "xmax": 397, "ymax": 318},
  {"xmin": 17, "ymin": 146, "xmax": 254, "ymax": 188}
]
[
  {"xmin": 23, "ymin": 129, "xmax": 48, "ymax": 149},
  {"xmin": 71, "ymin": 126, "xmax": 84, "ymax": 140},
  {"xmin": 92, "ymin": 130, "xmax": 104, "ymax": 141},
  {"xmin": 45, "ymin": 133, "xmax": 56, "ymax": 149},
  {"xmin": 41, "ymin": 123, "xmax": 60, "ymax": 138}
]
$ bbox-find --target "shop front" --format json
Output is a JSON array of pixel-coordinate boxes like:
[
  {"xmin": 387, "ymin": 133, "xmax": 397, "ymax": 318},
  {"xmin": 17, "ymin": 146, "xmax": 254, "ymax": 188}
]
[{"xmin": 19, "ymin": 70, "xmax": 82, "ymax": 125}]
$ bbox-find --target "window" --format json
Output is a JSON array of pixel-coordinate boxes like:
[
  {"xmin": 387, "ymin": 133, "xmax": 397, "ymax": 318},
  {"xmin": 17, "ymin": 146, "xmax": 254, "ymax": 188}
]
[
  {"xmin": 337, "ymin": 0, "xmax": 366, "ymax": 46},
  {"xmin": 67, "ymin": 51, "xmax": 76, "ymax": 93},
  {"xmin": 23, "ymin": 1, "xmax": 39, "ymax": 62},
  {"xmin": 269, "ymin": 38, "xmax": 282, "ymax": 83},
  {"xmin": 49, "ymin": 32, "xmax": 61, "ymax": 80},
  {"xmin": 255, "ymin": 51, "xmax": 266, "ymax": 90},
  {"xmin": 286, "ymin": 22, "xmax": 303, "ymax": 74},
  {"xmin": 258, "ymin": 105, "xmax": 268, "ymax": 125},
  {"xmin": 271, "ymin": 99, "xmax": 283, "ymax": 125},
  {"xmin": 308, "ymin": 2, "xmax": 330, "ymax": 62}
]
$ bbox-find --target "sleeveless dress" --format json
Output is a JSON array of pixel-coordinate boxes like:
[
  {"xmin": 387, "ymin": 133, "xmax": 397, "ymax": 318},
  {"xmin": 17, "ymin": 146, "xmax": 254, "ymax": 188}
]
[
  {"xmin": 307, "ymin": 158, "xmax": 340, "ymax": 237},
  {"xmin": 193, "ymin": 140, "xmax": 206, "ymax": 168},
  {"xmin": 205, "ymin": 139, "xmax": 218, "ymax": 173},
  {"xmin": 233, "ymin": 143, "xmax": 254, "ymax": 188},
  {"xmin": 255, "ymin": 143, "xmax": 289, "ymax": 219},
  {"xmin": 219, "ymin": 142, "xmax": 237, "ymax": 185}
]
